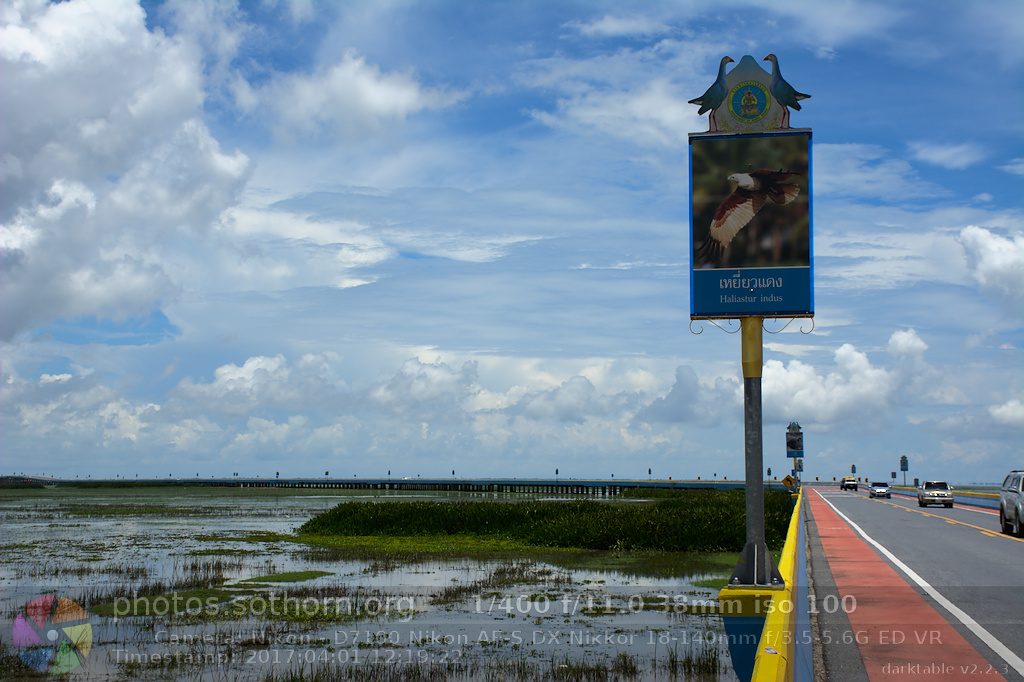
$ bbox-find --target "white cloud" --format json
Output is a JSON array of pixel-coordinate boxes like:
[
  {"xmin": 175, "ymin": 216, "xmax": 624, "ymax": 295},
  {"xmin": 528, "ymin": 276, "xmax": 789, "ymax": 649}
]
[
  {"xmin": 532, "ymin": 78, "xmax": 695, "ymax": 148},
  {"xmin": 814, "ymin": 144, "xmax": 944, "ymax": 200},
  {"xmin": 512, "ymin": 376, "xmax": 603, "ymax": 423},
  {"xmin": 370, "ymin": 358, "xmax": 478, "ymax": 417},
  {"xmin": 174, "ymin": 353, "xmax": 346, "ymax": 416},
  {"xmin": 999, "ymin": 157, "xmax": 1024, "ymax": 176},
  {"xmin": 989, "ymin": 399, "xmax": 1024, "ymax": 427},
  {"xmin": 567, "ymin": 15, "xmax": 670, "ymax": 38},
  {"xmin": 258, "ymin": 50, "xmax": 462, "ymax": 139},
  {"xmin": 0, "ymin": 0, "xmax": 248, "ymax": 339},
  {"xmin": 888, "ymin": 328, "xmax": 928, "ymax": 356},
  {"xmin": 763, "ymin": 344, "xmax": 892, "ymax": 425},
  {"xmin": 958, "ymin": 226, "xmax": 1024, "ymax": 309},
  {"xmin": 908, "ymin": 142, "xmax": 986, "ymax": 170},
  {"xmin": 518, "ymin": 40, "xmax": 721, "ymax": 149}
]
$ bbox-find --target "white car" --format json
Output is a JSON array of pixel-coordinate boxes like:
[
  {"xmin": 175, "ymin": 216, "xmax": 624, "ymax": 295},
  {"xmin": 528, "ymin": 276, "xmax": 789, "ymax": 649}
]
[{"xmin": 918, "ymin": 480, "xmax": 953, "ymax": 508}]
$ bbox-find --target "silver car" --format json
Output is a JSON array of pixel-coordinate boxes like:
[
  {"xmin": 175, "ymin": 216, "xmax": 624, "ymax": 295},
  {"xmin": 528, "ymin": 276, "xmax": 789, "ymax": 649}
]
[
  {"xmin": 999, "ymin": 470, "xmax": 1023, "ymax": 537},
  {"xmin": 869, "ymin": 482, "xmax": 891, "ymax": 498},
  {"xmin": 918, "ymin": 480, "xmax": 953, "ymax": 508}
]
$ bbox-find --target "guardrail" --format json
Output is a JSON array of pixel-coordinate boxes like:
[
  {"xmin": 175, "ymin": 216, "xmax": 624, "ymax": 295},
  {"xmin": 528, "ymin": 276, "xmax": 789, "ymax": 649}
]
[{"xmin": 750, "ymin": 488, "xmax": 811, "ymax": 682}]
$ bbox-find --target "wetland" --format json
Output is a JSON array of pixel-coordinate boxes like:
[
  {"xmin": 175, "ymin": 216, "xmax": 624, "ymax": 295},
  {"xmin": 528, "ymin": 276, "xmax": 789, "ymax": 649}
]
[{"xmin": 0, "ymin": 485, "xmax": 790, "ymax": 680}]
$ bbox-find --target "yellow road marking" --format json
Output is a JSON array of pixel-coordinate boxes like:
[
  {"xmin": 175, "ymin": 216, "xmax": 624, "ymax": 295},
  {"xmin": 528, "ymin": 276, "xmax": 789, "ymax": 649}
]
[{"xmin": 876, "ymin": 498, "xmax": 1024, "ymax": 543}]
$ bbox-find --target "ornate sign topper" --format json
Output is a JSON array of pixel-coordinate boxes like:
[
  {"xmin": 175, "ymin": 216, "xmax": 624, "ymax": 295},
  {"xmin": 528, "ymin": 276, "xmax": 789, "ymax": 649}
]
[{"xmin": 689, "ymin": 54, "xmax": 810, "ymax": 133}]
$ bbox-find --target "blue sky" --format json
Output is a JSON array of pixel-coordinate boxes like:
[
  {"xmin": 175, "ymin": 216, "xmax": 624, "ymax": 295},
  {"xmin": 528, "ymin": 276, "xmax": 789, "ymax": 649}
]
[{"xmin": 2, "ymin": 0, "xmax": 1022, "ymax": 484}]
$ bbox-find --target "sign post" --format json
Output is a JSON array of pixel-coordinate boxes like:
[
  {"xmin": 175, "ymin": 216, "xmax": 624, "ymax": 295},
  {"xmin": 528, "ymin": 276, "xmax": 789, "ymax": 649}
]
[
  {"xmin": 692, "ymin": 53, "xmax": 813, "ymax": 682},
  {"xmin": 900, "ymin": 455, "xmax": 909, "ymax": 487}
]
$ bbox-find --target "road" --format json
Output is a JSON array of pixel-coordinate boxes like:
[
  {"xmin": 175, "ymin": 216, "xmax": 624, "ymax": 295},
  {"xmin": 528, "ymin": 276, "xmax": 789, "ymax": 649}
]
[{"xmin": 806, "ymin": 485, "xmax": 1024, "ymax": 681}]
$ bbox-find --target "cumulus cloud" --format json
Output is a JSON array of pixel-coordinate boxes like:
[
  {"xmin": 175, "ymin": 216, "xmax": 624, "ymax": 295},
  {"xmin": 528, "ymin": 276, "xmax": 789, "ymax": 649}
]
[
  {"xmin": 763, "ymin": 344, "xmax": 892, "ymax": 424},
  {"xmin": 888, "ymin": 328, "xmax": 928, "ymax": 356},
  {"xmin": 958, "ymin": 226, "xmax": 1024, "ymax": 310},
  {"xmin": 634, "ymin": 367, "xmax": 702, "ymax": 423},
  {"xmin": 989, "ymin": 399, "xmax": 1024, "ymax": 427},
  {"xmin": 761, "ymin": 329, "xmax": 956, "ymax": 425},
  {"xmin": 174, "ymin": 353, "xmax": 347, "ymax": 416},
  {"xmin": 908, "ymin": 142, "xmax": 986, "ymax": 169},
  {"xmin": 370, "ymin": 358, "xmax": 479, "ymax": 418},
  {"xmin": 0, "ymin": 0, "xmax": 249, "ymax": 339},
  {"xmin": 511, "ymin": 376, "xmax": 604, "ymax": 423}
]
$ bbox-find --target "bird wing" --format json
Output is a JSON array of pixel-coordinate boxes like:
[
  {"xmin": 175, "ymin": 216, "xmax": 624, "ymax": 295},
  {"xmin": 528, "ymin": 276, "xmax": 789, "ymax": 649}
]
[
  {"xmin": 772, "ymin": 78, "xmax": 809, "ymax": 110},
  {"xmin": 768, "ymin": 183, "xmax": 800, "ymax": 205},
  {"xmin": 689, "ymin": 84, "xmax": 721, "ymax": 114},
  {"xmin": 708, "ymin": 189, "xmax": 766, "ymax": 247},
  {"xmin": 748, "ymin": 169, "xmax": 801, "ymax": 205}
]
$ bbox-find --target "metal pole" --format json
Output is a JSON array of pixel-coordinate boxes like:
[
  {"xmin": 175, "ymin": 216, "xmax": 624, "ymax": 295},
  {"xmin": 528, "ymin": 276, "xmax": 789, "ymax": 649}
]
[{"xmin": 730, "ymin": 317, "xmax": 783, "ymax": 587}]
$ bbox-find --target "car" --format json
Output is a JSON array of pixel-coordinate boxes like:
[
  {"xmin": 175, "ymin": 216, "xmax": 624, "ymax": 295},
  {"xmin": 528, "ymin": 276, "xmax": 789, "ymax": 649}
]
[
  {"xmin": 840, "ymin": 476, "xmax": 858, "ymax": 491},
  {"xmin": 918, "ymin": 480, "xmax": 954, "ymax": 508},
  {"xmin": 868, "ymin": 482, "xmax": 891, "ymax": 498},
  {"xmin": 998, "ymin": 470, "xmax": 1023, "ymax": 537}
]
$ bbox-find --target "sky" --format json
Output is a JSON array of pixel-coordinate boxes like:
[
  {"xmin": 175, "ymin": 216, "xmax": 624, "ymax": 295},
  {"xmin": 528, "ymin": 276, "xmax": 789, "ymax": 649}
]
[{"xmin": 1, "ymin": 0, "xmax": 1022, "ymax": 485}]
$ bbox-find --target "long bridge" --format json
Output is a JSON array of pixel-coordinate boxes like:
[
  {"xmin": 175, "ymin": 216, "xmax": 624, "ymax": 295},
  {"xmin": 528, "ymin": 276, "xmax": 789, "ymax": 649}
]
[{"xmin": 1, "ymin": 474, "xmax": 795, "ymax": 497}]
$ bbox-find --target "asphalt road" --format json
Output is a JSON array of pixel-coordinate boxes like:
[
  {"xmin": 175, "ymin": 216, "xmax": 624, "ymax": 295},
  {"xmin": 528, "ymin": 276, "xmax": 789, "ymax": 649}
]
[{"xmin": 808, "ymin": 485, "xmax": 1024, "ymax": 681}]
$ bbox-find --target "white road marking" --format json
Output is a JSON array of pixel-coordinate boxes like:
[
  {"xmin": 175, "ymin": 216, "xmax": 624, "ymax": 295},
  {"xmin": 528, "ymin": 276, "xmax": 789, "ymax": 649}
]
[{"xmin": 814, "ymin": 489, "xmax": 1024, "ymax": 677}]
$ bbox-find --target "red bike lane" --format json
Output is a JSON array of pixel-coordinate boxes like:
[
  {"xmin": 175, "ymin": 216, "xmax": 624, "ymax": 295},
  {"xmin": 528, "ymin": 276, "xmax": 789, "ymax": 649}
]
[{"xmin": 808, "ymin": 490, "xmax": 1005, "ymax": 681}]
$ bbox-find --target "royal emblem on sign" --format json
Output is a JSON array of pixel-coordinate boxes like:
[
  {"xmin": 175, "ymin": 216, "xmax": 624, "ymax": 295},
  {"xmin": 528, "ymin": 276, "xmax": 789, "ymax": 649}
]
[
  {"xmin": 688, "ymin": 54, "xmax": 811, "ymax": 133},
  {"xmin": 728, "ymin": 81, "xmax": 770, "ymax": 123}
]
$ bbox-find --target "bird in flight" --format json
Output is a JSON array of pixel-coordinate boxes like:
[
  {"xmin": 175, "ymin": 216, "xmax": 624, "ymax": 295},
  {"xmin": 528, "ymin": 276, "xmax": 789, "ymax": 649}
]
[
  {"xmin": 688, "ymin": 56, "xmax": 734, "ymax": 132},
  {"xmin": 763, "ymin": 54, "xmax": 810, "ymax": 129},
  {"xmin": 695, "ymin": 169, "xmax": 801, "ymax": 267}
]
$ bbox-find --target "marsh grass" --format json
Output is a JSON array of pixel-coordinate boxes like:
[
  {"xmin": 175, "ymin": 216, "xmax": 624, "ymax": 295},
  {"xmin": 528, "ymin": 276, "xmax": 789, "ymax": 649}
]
[
  {"xmin": 431, "ymin": 561, "xmax": 569, "ymax": 605},
  {"xmin": 243, "ymin": 570, "xmax": 333, "ymax": 583},
  {"xmin": 300, "ymin": 491, "xmax": 791, "ymax": 552}
]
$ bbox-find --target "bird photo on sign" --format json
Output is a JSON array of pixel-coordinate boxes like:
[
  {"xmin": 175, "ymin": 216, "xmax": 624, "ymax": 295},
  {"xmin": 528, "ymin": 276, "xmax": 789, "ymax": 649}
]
[{"xmin": 691, "ymin": 134, "xmax": 809, "ymax": 270}]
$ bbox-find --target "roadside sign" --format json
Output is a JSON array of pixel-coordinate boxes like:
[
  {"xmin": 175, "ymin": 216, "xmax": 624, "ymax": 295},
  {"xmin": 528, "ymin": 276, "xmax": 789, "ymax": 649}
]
[
  {"xmin": 690, "ymin": 131, "xmax": 813, "ymax": 319},
  {"xmin": 786, "ymin": 422, "xmax": 803, "ymax": 458},
  {"xmin": 781, "ymin": 475, "xmax": 796, "ymax": 489},
  {"xmin": 900, "ymin": 455, "xmax": 909, "ymax": 472}
]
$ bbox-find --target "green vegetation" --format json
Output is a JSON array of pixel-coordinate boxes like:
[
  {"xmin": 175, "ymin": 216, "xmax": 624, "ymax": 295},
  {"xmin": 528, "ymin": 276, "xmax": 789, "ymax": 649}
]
[
  {"xmin": 300, "ymin": 490, "xmax": 791, "ymax": 552},
  {"xmin": 243, "ymin": 570, "xmax": 332, "ymax": 583}
]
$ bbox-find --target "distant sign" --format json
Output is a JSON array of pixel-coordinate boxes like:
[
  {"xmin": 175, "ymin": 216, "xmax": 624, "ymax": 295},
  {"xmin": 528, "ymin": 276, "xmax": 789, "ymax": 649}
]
[
  {"xmin": 781, "ymin": 475, "xmax": 796, "ymax": 489},
  {"xmin": 689, "ymin": 130, "xmax": 813, "ymax": 319},
  {"xmin": 900, "ymin": 455, "xmax": 909, "ymax": 472},
  {"xmin": 891, "ymin": 471, "xmax": 897, "ymax": 479},
  {"xmin": 785, "ymin": 423, "xmax": 804, "ymax": 459}
]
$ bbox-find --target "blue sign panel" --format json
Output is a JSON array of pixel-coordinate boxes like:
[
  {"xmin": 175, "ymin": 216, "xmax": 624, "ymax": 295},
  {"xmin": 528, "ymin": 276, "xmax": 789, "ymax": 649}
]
[{"xmin": 689, "ymin": 130, "xmax": 813, "ymax": 319}]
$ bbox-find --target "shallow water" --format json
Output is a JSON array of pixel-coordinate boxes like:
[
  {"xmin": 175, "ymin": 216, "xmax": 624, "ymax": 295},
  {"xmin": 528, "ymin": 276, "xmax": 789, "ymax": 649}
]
[{"xmin": 0, "ymin": 487, "xmax": 738, "ymax": 680}]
